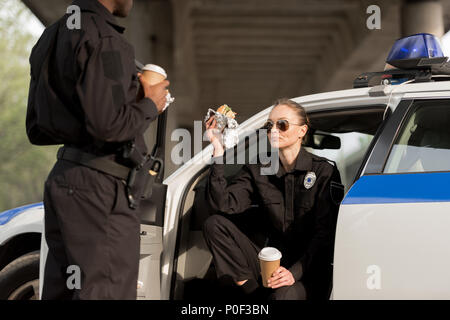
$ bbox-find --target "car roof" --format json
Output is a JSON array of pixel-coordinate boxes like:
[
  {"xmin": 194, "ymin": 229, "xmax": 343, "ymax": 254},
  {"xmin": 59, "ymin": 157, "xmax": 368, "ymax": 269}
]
[
  {"xmin": 297, "ymin": 81, "xmax": 450, "ymax": 105},
  {"xmin": 241, "ymin": 80, "xmax": 448, "ymax": 123}
]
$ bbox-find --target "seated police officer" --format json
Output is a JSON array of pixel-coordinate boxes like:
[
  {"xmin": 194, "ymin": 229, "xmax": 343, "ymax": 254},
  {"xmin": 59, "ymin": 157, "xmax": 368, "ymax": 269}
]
[
  {"xmin": 27, "ymin": 0, "xmax": 170, "ymax": 299},
  {"xmin": 203, "ymin": 99, "xmax": 343, "ymax": 300}
]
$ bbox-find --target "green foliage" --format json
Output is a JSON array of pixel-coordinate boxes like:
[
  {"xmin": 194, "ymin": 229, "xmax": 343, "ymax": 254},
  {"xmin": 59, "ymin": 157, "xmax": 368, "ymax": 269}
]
[{"xmin": 0, "ymin": 0, "xmax": 58, "ymax": 212}]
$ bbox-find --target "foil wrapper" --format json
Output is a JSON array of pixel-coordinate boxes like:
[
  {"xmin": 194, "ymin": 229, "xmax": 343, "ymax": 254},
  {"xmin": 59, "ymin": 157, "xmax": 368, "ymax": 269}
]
[
  {"xmin": 223, "ymin": 128, "xmax": 239, "ymax": 149},
  {"xmin": 204, "ymin": 108, "xmax": 239, "ymax": 149},
  {"xmin": 163, "ymin": 92, "xmax": 175, "ymax": 111}
]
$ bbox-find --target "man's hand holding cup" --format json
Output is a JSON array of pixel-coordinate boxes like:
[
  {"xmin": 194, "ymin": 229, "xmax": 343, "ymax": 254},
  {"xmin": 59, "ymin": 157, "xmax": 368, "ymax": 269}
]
[{"xmin": 138, "ymin": 64, "xmax": 173, "ymax": 114}]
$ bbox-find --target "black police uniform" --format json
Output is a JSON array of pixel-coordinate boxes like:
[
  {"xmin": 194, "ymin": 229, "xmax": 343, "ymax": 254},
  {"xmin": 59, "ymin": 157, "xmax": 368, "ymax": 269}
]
[
  {"xmin": 203, "ymin": 147, "xmax": 344, "ymax": 300},
  {"xmin": 29, "ymin": 0, "xmax": 159, "ymax": 299}
]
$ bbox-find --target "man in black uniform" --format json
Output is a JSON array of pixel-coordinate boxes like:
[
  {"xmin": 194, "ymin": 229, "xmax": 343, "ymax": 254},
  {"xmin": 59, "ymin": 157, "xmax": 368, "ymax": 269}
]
[{"xmin": 27, "ymin": 0, "xmax": 170, "ymax": 299}]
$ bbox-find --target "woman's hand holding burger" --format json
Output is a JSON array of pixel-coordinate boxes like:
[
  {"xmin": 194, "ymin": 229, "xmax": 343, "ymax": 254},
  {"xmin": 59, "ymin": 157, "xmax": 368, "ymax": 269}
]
[{"xmin": 205, "ymin": 117, "xmax": 224, "ymax": 158}]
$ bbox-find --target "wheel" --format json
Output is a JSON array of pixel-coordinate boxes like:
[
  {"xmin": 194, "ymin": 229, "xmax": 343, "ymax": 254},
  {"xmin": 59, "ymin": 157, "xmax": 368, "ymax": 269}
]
[{"xmin": 0, "ymin": 251, "xmax": 40, "ymax": 300}]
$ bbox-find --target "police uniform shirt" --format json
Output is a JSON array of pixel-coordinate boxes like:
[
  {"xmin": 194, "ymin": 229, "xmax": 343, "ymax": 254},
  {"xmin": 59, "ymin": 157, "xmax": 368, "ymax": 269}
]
[
  {"xmin": 206, "ymin": 147, "xmax": 343, "ymax": 282},
  {"xmin": 36, "ymin": 0, "xmax": 158, "ymax": 159}
]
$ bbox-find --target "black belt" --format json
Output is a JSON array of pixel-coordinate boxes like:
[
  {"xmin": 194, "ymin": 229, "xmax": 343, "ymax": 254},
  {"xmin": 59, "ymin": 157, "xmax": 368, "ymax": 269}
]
[{"xmin": 57, "ymin": 146, "xmax": 131, "ymax": 180}]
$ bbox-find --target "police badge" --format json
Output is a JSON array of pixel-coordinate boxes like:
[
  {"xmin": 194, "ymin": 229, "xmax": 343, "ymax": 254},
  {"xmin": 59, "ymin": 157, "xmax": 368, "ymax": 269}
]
[{"xmin": 304, "ymin": 171, "xmax": 316, "ymax": 189}]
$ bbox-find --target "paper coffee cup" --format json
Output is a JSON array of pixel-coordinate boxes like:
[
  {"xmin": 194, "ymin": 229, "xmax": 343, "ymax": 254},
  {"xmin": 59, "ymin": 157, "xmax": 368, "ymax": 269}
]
[
  {"xmin": 139, "ymin": 64, "xmax": 174, "ymax": 111},
  {"xmin": 258, "ymin": 247, "xmax": 282, "ymax": 288},
  {"xmin": 142, "ymin": 64, "xmax": 167, "ymax": 85}
]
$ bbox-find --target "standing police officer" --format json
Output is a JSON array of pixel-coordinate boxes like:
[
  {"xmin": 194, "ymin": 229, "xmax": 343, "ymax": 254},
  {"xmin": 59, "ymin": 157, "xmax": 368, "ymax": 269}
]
[{"xmin": 27, "ymin": 0, "xmax": 170, "ymax": 299}]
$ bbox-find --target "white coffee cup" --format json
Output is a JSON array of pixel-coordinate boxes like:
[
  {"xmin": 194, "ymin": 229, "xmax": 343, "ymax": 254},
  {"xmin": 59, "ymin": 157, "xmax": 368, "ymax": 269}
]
[
  {"xmin": 142, "ymin": 64, "xmax": 167, "ymax": 85},
  {"xmin": 258, "ymin": 247, "xmax": 282, "ymax": 288},
  {"xmin": 141, "ymin": 64, "xmax": 174, "ymax": 111}
]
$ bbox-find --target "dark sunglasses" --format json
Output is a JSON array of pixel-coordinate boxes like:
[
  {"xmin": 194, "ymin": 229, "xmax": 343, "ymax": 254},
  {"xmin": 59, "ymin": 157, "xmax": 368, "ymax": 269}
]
[{"xmin": 262, "ymin": 119, "xmax": 304, "ymax": 132}]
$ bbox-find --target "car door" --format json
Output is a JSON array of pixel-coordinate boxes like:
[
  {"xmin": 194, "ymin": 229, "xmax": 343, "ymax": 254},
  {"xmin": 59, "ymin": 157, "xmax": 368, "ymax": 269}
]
[
  {"xmin": 333, "ymin": 98, "xmax": 450, "ymax": 299},
  {"xmin": 136, "ymin": 98, "xmax": 168, "ymax": 300}
]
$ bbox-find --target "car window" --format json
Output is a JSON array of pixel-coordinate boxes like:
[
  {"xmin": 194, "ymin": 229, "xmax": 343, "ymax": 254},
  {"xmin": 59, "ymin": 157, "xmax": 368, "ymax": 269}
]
[
  {"xmin": 384, "ymin": 100, "xmax": 450, "ymax": 173},
  {"xmin": 304, "ymin": 132, "xmax": 374, "ymax": 193}
]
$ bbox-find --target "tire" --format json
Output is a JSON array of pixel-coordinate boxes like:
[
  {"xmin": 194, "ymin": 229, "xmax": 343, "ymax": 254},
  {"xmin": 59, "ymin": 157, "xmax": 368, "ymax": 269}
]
[{"xmin": 0, "ymin": 251, "xmax": 40, "ymax": 300}]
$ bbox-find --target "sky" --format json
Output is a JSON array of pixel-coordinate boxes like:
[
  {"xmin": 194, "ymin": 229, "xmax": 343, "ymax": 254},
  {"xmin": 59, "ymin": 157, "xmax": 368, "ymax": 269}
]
[
  {"xmin": 441, "ymin": 32, "xmax": 450, "ymax": 56},
  {"xmin": 21, "ymin": 2, "xmax": 44, "ymax": 38},
  {"xmin": 0, "ymin": 0, "xmax": 44, "ymax": 38},
  {"xmin": 26, "ymin": 12, "xmax": 44, "ymax": 38}
]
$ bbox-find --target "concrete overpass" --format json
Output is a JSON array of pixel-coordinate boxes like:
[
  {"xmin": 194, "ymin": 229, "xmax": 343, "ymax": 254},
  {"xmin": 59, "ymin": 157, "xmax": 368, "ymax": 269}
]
[{"xmin": 22, "ymin": 0, "xmax": 450, "ymax": 176}]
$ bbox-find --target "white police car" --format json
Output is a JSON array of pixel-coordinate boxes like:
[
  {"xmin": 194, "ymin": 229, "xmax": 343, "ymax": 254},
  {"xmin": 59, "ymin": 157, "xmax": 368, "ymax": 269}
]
[{"xmin": 1, "ymin": 33, "xmax": 449, "ymax": 300}]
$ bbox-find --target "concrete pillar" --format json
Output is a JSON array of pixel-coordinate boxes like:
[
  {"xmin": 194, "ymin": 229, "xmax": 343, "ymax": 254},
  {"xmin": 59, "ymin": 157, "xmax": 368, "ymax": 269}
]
[{"xmin": 401, "ymin": 0, "xmax": 444, "ymax": 37}]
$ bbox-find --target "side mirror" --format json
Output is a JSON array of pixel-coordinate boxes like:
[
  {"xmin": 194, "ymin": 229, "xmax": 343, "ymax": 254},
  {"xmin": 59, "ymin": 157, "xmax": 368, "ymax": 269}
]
[{"xmin": 304, "ymin": 133, "xmax": 341, "ymax": 150}]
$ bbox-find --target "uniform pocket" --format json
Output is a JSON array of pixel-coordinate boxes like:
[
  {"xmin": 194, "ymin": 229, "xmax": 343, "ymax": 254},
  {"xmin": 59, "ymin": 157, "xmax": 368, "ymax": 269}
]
[
  {"xmin": 297, "ymin": 190, "xmax": 313, "ymax": 211},
  {"xmin": 111, "ymin": 179, "xmax": 130, "ymax": 214}
]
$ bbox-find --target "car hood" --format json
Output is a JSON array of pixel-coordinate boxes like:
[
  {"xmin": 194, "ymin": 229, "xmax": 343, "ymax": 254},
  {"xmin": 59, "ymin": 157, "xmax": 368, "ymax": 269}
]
[{"xmin": 0, "ymin": 203, "xmax": 43, "ymax": 226}]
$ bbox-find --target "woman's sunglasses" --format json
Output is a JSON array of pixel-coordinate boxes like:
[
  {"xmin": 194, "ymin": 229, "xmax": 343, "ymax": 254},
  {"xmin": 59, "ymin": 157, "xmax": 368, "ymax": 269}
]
[{"xmin": 262, "ymin": 119, "xmax": 304, "ymax": 132}]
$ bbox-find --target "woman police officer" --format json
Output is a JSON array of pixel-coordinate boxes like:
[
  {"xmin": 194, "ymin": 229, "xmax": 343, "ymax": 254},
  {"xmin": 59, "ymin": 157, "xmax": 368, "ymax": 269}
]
[{"xmin": 203, "ymin": 98, "xmax": 343, "ymax": 300}]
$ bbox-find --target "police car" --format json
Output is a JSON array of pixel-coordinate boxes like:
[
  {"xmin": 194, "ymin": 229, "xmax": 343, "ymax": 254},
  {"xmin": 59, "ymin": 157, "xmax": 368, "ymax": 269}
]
[{"xmin": 1, "ymin": 33, "xmax": 449, "ymax": 300}]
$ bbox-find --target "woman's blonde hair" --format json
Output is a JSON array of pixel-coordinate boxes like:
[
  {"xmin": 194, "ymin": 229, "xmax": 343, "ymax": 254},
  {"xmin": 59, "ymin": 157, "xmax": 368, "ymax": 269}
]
[{"xmin": 273, "ymin": 98, "xmax": 310, "ymax": 127}]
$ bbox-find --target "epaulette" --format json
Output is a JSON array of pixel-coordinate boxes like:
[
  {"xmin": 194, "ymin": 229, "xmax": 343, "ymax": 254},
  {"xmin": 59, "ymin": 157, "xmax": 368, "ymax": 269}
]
[
  {"xmin": 311, "ymin": 155, "xmax": 337, "ymax": 167},
  {"xmin": 90, "ymin": 14, "xmax": 116, "ymax": 39}
]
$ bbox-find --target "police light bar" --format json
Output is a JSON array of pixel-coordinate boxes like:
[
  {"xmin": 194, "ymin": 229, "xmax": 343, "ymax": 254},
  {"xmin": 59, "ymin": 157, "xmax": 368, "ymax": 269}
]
[{"xmin": 386, "ymin": 33, "xmax": 448, "ymax": 69}]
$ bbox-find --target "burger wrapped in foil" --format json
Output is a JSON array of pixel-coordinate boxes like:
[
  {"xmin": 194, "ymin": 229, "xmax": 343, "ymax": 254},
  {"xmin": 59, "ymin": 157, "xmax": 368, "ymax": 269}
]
[{"xmin": 204, "ymin": 105, "xmax": 239, "ymax": 149}]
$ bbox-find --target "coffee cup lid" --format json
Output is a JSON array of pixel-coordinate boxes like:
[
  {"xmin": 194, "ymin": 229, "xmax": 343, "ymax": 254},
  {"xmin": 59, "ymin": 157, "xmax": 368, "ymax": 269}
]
[
  {"xmin": 142, "ymin": 64, "xmax": 167, "ymax": 78},
  {"xmin": 258, "ymin": 247, "xmax": 282, "ymax": 261}
]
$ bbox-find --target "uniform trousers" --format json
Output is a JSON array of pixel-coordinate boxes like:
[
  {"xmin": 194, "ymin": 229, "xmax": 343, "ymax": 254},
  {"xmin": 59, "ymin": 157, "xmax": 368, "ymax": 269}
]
[
  {"xmin": 203, "ymin": 214, "xmax": 307, "ymax": 300},
  {"xmin": 42, "ymin": 159, "xmax": 140, "ymax": 300}
]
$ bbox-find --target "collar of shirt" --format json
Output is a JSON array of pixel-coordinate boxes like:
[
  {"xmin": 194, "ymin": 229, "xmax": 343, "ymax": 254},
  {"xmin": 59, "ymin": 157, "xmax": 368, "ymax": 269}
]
[
  {"xmin": 275, "ymin": 147, "xmax": 313, "ymax": 178},
  {"xmin": 72, "ymin": 0, "xmax": 126, "ymax": 33}
]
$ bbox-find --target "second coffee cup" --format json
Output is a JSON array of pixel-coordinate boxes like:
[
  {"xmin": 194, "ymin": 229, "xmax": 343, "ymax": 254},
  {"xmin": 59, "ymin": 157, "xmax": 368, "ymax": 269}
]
[
  {"xmin": 258, "ymin": 247, "xmax": 282, "ymax": 288},
  {"xmin": 142, "ymin": 64, "xmax": 167, "ymax": 85}
]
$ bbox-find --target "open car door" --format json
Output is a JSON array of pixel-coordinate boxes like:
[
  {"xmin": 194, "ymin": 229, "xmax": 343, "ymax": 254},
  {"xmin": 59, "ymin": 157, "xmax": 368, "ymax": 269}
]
[{"xmin": 137, "ymin": 63, "xmax": 168, "ymax": 300}]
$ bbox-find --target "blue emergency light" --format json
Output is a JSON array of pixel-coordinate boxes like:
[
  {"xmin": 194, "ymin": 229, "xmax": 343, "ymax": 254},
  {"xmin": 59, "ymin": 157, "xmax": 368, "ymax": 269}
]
[
  {"xmin": 354, "ymin": 33, "xmax": 450, "ymax": 88},
  {"xmin": 386, "ymin": 33, "xmax": 448, "ymax": 69}
]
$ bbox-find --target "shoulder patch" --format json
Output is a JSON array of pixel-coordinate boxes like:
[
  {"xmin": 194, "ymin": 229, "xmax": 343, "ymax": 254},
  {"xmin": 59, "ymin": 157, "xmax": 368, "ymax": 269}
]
[{"xmin": 101, "ymin": 50, "xmax": 124, "ymax": 81}]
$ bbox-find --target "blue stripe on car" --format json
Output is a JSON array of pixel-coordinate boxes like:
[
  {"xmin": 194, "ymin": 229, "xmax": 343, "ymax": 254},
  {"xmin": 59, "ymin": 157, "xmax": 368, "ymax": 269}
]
[
  {"xmin": 343, "ymin": 172, "xmax": 450, "ymax": 204},
  {"xmin": 0, "ymin": 202, "xmax": 43, "ymax": 226}
]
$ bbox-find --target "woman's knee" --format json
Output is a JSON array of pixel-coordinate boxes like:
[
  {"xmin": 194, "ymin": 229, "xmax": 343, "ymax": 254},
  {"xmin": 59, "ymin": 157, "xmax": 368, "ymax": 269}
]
[
  {"xmin": 270, "ymin": 282, "xmax": 307, "ymax": 300},
  {"xmin": 202, "ymin": 214, "xmax": 231, "ymax": 239}
]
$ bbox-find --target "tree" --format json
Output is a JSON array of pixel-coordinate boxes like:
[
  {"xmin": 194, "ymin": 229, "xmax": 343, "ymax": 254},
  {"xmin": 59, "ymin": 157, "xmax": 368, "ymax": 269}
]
[{"xmin": 0, "ymin": 0, "xmax": 58, "ymax": 212}]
